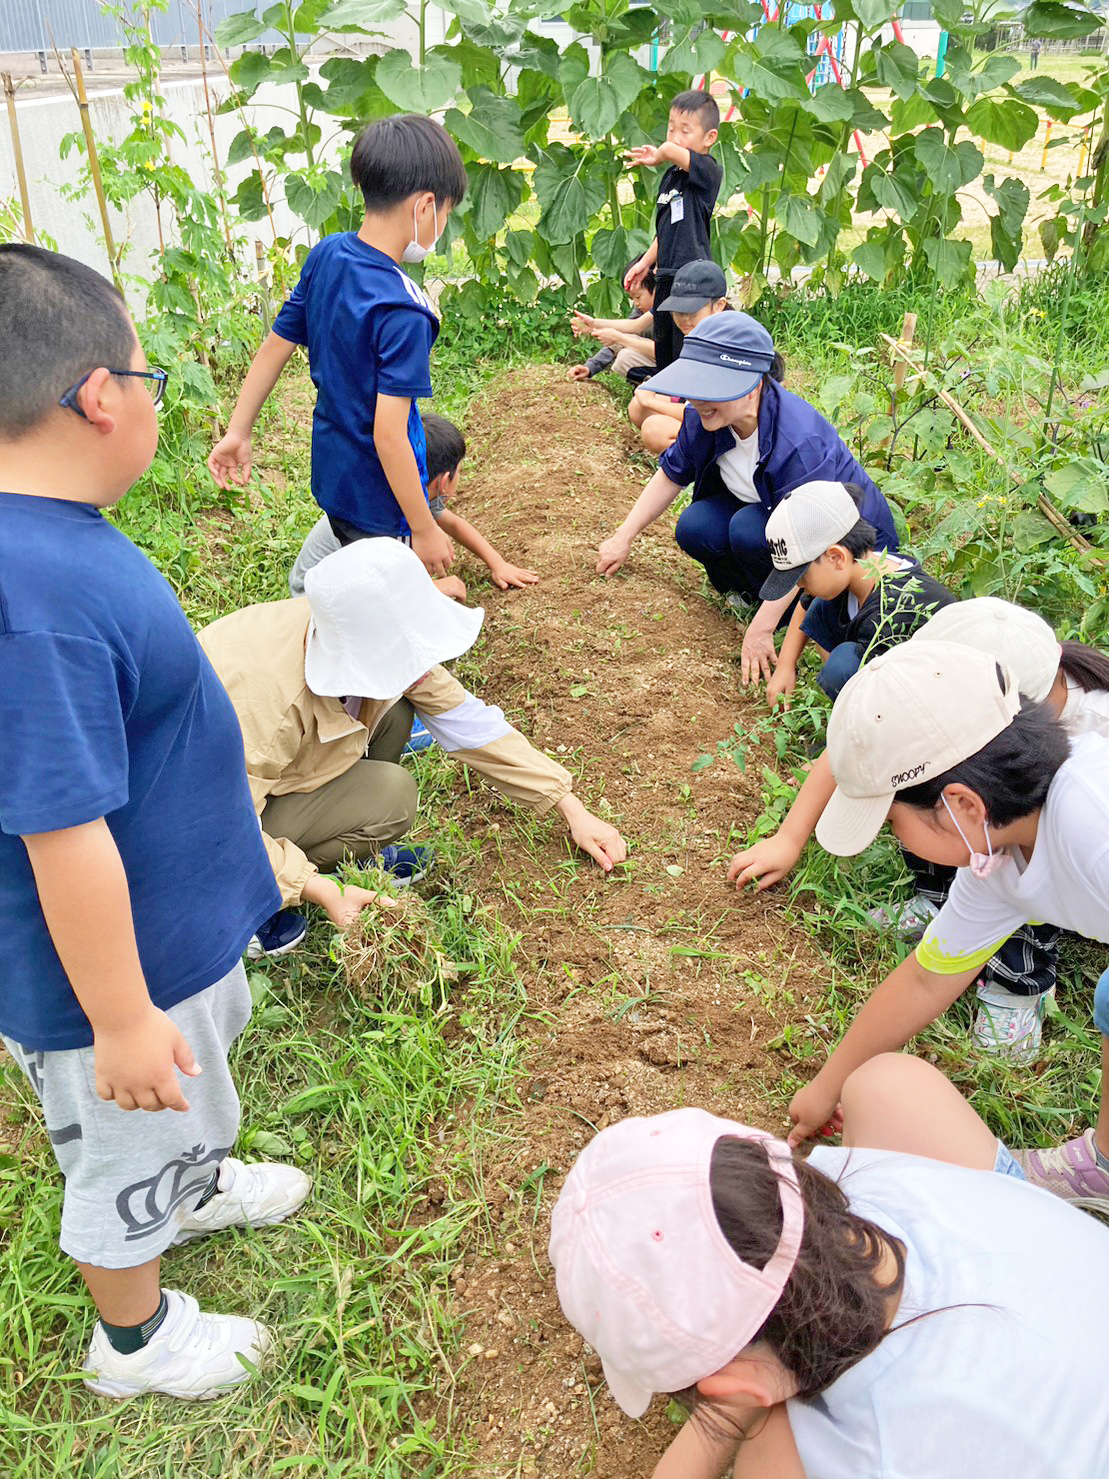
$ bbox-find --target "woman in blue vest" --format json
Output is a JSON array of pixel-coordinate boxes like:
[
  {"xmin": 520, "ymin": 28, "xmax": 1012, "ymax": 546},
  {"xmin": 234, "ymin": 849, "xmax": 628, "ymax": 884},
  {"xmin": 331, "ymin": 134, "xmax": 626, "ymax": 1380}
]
[{"xmin": 596, "ymin": 313, "xmax": 899, "ymax": 686}]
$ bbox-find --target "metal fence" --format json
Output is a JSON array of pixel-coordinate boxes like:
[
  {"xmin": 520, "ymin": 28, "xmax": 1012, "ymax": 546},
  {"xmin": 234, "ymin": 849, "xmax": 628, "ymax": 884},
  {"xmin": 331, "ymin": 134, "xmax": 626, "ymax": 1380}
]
[{"xmin": 0, "ymin": 1, "xmax": 287, "ymax": 60}]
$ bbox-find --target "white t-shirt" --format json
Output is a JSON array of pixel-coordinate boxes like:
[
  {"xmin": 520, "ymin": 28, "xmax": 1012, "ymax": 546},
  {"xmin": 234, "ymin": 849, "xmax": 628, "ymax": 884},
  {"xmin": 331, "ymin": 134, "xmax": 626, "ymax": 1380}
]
[
  {"xmin": 787, "ymin": 1147, "xmax": 1109, "ymax": 1478},
  {"xmin": 916, "ymin": 732, "xmax": 1109, "ymax": 976},
  {"xmin": 1060, "ymin": 674, "xmax": 1109, "ymax": 740},
  {"xmin": 716, "ymin": 428, "xmax": 759, "ymax": 503}
]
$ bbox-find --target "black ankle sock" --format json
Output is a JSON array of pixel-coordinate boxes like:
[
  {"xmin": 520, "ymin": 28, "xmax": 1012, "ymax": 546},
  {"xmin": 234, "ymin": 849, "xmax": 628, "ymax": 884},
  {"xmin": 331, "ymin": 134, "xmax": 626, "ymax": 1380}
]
[
  {"xmin": 194, "ymin": 1169, "xmax": 221, "ymax": 1210},
  {"xmin": 101, "ymin": 1291, "xmax": 169, "ymax": 1354}
]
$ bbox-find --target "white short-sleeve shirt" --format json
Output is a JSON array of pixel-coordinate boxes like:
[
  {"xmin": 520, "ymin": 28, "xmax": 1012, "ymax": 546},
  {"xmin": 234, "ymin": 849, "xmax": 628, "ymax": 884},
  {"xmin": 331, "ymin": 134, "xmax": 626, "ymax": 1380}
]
[
  {"xmin": 1060, "ymin": 674, "xmax": 1109, "ymax": 740},
  {"xmin": 786, "ymin": 1147, "xmax": 1109, "ymax": 1478},
  {"xmin": 716, "ymin": 428, "xmax": 760, "ymax": 504},
  {"xmin": 916, "ymin": 733, "xmax": 1109, "ymax": 976}
]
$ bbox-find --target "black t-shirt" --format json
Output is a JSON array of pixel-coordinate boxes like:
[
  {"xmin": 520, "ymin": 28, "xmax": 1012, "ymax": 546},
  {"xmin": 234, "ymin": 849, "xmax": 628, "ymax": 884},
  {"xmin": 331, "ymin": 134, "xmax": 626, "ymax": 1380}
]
[
  {"xmin": 655, "ymin": 151, "xmax": 723, "ymax": 276},
  {"xmin": 821, "ymin": 559, "xmax": 957, "ymax": 657}
]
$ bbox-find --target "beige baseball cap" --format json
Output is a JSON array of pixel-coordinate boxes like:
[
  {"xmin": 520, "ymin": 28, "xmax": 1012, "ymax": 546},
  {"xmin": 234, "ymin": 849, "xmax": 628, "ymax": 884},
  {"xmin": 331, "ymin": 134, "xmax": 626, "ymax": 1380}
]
[
  {"xmin": 815, "ymin": 640, "xmax": 1022, "ymax": 856},
  {"xmin": 911, "ymin": 597, "xmax": 1061, "ymax": 703}
]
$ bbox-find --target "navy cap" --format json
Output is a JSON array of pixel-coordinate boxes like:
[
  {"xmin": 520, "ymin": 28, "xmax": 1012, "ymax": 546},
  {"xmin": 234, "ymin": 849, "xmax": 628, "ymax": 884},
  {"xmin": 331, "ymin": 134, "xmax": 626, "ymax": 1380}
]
[
  {"xmin": 643, "ymin": 313, "xmax": 775, "ymax": 402},
  {"xmin": 656, "ymin": 259, "xmax": 728, "ymax": 314}
]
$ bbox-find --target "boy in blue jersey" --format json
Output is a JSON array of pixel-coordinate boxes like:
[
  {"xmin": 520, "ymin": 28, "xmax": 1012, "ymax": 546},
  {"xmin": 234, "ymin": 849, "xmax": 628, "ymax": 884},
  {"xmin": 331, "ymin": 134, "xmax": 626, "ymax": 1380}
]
[
  {"xmin": 209, "ymin": 114, "xmax": 468, "ymax": 578},
  {"xmin": 0, "ymin": 246, "xmax": 311, "ymax": 1400}
]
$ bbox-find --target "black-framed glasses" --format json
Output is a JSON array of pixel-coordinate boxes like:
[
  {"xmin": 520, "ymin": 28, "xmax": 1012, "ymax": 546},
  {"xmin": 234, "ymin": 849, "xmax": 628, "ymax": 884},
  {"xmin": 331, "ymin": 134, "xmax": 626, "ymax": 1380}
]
[{"xmin": 59, "ymin": 366, "xmax": 169, "ymax": 419}]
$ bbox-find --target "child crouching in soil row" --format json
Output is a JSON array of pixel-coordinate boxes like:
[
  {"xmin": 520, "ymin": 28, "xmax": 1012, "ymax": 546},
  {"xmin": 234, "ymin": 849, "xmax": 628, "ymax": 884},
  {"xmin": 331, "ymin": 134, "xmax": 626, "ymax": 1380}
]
[
  {"xmin": 731, "ymin": 597, "xmax": 1109, "ymax": 1064},
  {"xmin": 549, "ymin": 1062, "xmax": 1109, "ymax": 1477},
  {"xmin": 786, "ymin": 638, "xmax": 1109, "ymax": 1209}
]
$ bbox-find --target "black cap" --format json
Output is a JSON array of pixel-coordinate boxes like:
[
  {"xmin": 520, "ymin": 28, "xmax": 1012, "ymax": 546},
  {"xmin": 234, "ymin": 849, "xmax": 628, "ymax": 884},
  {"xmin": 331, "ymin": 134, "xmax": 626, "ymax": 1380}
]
[{"xmin": 656, "ymin": 259, "xmax": 727, "ymax": 314}]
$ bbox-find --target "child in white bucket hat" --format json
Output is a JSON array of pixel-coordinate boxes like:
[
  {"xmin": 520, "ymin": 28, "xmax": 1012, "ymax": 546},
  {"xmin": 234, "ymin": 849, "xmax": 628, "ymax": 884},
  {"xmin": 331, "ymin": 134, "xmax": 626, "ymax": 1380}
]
[
  {"xmin": 784, "ymin": 638, "xmax": 1109, "ymax": 1213},
  {"xmin": 200, "ymin": 540, "xmax": 626, "ymax": 950},
  {"xmin": 549, "ymin": 1065, "xmax": 1109, "ymax": 1478}
]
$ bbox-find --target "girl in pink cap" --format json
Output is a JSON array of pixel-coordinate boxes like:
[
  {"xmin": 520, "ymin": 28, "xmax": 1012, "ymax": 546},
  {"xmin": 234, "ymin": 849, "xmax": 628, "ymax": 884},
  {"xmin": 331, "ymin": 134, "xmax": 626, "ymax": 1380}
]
[{"xmin": 550, "ymin": 1055, "xmax": 1109, "ymax": 1478}]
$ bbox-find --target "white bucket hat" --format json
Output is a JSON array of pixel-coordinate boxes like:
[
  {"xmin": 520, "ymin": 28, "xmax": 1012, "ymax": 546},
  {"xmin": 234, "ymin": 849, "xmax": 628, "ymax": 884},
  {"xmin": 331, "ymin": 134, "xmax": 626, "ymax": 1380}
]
[
  {"xmin": 815, "ymin": 639, "xmax": 1021, "ymax": 856},
  {"xmin": 303, "ymin": 538, "xmax": 484, "ymax": 699},
  {"xmin": 911, "ymin": 596, "xmax": 1061, "ymax": 703}
]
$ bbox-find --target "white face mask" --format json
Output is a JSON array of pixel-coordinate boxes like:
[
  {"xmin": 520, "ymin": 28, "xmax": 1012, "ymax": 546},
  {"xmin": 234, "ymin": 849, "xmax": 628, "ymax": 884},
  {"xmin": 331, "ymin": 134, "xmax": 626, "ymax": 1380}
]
[
  {"xmin": 940, "ymin": 794, "xmax": 1005, "ymax": 879},
  {"xmin": 401, "ymin": 199, "xmax": 440, "ymax": 264}
]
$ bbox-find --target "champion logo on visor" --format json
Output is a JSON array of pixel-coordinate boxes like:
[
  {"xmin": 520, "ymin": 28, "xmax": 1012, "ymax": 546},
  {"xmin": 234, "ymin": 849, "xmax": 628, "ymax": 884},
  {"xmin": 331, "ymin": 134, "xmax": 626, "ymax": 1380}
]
[{"xmin": 680, "ymin": 339, "xmax": 775, "ymax": 372}]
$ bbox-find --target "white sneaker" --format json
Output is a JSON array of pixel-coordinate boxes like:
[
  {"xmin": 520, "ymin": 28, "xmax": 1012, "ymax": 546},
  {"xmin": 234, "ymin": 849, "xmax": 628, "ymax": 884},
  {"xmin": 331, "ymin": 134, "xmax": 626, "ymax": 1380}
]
[
  {"xmin": 867, "ymin": 894, "xmax": 939, "ymax": 942},
  {"xmin": 173, "ymin": 1157, "xmax": 312, "ymax": 1245},
  {"xmin": 82, "ymin": 1289, "xmax": 271, "ymax": 1400},
  {"xmin": 972, "ymin": 983, "xmax": 1052, "ymax": 1064}
]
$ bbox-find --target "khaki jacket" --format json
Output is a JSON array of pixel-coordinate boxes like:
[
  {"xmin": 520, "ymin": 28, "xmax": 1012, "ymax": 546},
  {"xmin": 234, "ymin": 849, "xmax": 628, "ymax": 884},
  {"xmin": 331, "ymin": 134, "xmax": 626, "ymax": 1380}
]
[{"xmin": 198, "ymin": 598, "xmax": 572, "ymax": 903}]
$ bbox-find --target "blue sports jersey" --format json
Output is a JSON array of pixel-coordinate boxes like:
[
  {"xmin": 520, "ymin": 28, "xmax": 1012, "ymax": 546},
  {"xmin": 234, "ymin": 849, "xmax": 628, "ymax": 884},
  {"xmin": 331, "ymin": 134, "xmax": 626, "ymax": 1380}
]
[
  {"xmin": 273, "ymin": 235, "xmax": 439, "ymax": 535},
  {"xmin": 0, "ymin": 494, "xmax": 280, "ymax": 1051}
]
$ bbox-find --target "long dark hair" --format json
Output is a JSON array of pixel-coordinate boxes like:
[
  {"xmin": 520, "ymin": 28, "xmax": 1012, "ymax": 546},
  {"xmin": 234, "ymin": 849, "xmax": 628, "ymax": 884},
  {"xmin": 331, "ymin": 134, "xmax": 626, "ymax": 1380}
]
[
  {"xmin": 709, "ymin": 1138, "xmax": 904, "ymax": 1400},
  {"xmin": 1059, "ymin": 639, "xmax": 1109, "ymax": 695},
  {"xmin": 896, "ymin": 694, "xmax": 1069, "ymax": 827}
]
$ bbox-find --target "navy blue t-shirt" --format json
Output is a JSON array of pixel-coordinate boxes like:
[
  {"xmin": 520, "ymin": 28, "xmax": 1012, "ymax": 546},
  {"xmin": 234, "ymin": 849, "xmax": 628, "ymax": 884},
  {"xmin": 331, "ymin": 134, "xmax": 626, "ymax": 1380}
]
[
  {"xmin": 0, "ymin": 495, "xmax": 280, "ymax": 1051},
  {"xmin": 273, "ymin": 234, "xmax": 439, "ymax": 535}
]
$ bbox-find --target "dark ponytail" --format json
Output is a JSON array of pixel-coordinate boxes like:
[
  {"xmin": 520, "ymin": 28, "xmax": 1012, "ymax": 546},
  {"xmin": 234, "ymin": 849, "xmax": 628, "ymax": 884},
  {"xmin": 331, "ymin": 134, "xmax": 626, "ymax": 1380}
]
[
  {"xmin": 709, "ymin": 1138, "xmax": 904, "ymax": 1401},
  {"xmin": 1059, "ymin": 639, "xmax": 1109, "ymax": 695}
]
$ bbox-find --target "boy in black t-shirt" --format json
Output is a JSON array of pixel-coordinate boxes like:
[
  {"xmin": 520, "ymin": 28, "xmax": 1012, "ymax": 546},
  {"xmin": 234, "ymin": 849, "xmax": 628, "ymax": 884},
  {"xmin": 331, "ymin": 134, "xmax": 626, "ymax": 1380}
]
[
  {"xmin": 624, "ymin": 89, "xmax": 723, "ymax": 372},
  {"xmin": 759, "ymin": 480, "xmax": 955, "ymax": 709}
]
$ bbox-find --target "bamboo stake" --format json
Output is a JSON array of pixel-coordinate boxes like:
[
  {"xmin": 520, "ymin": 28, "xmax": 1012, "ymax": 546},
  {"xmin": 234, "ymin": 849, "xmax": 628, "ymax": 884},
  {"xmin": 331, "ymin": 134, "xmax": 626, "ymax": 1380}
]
[
  {"xmin": 879, "ymin": 333, "xmax": 1100, "ymax": 558},
  {"xmin": 255, "ymin": 239, "xmax": 271, "ymax": 334},
  {"xmin": 2, "ymin": 73, "xmax": 34, "ymax": 243},
  {"xmin": 70, "ymin": 48, "xmax": 121, "ymax": 288},
  {"xmin": 196, "ymin": 0, "xmax": 233, "ymax": 253},
  {"xmin": 879, "ymin": 311, "xmax": 916, "ymax": 451}
]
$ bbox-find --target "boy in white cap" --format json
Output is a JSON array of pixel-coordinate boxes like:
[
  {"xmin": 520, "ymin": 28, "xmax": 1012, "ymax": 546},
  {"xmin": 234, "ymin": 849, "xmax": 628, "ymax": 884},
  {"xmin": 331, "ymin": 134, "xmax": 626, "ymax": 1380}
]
[
  {"xmin": 758, "ymin": 479, "xmax": 954, "ymax": 708},
  {"xmin": 786, "ymin": 639, "xmax": 1109, "ymax": 1211},
  {"xmin": 199, "ymin": 540, "xmax": 626, "ymax": 948}
]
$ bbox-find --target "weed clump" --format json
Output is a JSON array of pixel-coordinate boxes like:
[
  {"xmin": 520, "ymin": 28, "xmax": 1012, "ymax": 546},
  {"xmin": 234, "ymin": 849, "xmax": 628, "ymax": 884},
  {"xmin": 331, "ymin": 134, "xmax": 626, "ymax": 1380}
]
[{"xmin": 336, "ymin": 889, "xmax": 458, "ymax": 1008}]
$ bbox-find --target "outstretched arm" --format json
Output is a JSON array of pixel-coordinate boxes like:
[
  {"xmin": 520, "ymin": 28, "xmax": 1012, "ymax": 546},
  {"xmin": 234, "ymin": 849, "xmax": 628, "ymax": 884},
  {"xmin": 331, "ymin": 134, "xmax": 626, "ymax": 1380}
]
[
  {"xmin": 435, "ymin": 508, "xmax": 539, "ymax": 590},
  {"xmin": 208, "ymin": 331, "xmax": 298, "ymax": 489},
  {"xmin": 596, "ymin": 467, "xmax": 683, "ymax": 576},
  {"xmin": 727, "ymin": 750, "xmax": 835, "ymax": 892}
]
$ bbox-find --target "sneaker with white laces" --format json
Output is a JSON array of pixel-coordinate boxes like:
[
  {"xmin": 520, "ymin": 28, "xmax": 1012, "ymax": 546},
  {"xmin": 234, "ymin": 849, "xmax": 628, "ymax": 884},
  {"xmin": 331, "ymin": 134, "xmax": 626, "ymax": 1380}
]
[
  {"xmin": 866, "ymin": 893, "xmax": 939, "ymax": 941},
  {"xmin": 1014, "ymin": 1130, "xmax": 1109, "ymax": 1214},
  {"xmin": 172, "ymin": 1157, "xmax": 312, "ymax": 1246},
  {"xmin": 82, "ymin": 1289, "xmax": 271, "ymax": 1400},
  {"xmin": 972, "ymin": 982, "xmax": 1051, "ymax": 1064}
]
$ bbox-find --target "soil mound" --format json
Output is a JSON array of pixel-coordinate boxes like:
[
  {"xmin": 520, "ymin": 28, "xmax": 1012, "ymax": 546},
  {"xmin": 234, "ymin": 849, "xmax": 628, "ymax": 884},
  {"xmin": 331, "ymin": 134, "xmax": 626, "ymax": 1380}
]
[{"xmin": 434, "ymin": 366, "xmax": 827, "ymax": 1474}]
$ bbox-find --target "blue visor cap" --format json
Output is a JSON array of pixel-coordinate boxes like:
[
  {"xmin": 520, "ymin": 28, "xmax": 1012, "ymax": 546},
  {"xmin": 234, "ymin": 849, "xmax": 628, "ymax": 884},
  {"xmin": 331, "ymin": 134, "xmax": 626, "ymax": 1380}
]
[{"xmin": 643, "ymin": 313, "xmax": 775, "ymax": 402}]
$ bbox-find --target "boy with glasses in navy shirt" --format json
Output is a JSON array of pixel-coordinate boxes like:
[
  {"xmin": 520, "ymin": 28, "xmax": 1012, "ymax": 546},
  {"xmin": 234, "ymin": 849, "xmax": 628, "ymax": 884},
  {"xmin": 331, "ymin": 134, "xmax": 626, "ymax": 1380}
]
[
  {"xmin": 0, "ymin": 246, "xmax": 310, "ymax": 1400},
  {"xmin": 209, "ymin": 114, "xmax": 468, "ymax": 579}
]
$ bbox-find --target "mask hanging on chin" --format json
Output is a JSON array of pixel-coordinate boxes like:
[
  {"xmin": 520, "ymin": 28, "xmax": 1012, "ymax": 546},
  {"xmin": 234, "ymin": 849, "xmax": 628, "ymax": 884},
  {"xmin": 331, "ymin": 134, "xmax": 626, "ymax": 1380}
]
[
  {"xmin": 940, "ymin": 795, "xmax": 1006, "ymax": 879},
  {"xmin": 402, "ymin": 199, "xmax": 440, "ymax": 264}
]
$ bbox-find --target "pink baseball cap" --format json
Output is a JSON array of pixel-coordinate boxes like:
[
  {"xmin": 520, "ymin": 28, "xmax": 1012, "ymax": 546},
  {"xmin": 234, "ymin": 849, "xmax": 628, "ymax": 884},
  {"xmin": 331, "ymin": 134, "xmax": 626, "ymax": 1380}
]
[{"xmin": 548, "ymin": 1108, "xmax": 804, "ymax": 1418}]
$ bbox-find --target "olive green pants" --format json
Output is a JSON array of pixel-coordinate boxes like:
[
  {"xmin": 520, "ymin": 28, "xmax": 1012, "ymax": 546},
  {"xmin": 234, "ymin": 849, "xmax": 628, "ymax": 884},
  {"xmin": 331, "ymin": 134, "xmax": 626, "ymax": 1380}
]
[{"xmin": 260, "ymin": 699, "xmax": 418, "ymax": 872}]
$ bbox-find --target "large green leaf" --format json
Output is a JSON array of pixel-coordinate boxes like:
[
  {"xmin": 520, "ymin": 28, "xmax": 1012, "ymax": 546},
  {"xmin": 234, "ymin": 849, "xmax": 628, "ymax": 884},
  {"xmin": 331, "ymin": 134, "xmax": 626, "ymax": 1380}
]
[
  {"xmin": 874, "ymin": 42, "xmax": 921, "ymax": 102},
  {"xmin": 983, "ymin": 174, "xmax": 1029, "ymax": 271},
  {"xmin": 375, "ymin": 49, "xmax": 462, "ymax": 112},
  {"xmin": 315, "ymin": 56, "xmax": 384, "ymax": 116},
  {"xmin": 773, "ymin": 191, "xmax": 822, "ymax": 248},
  {"xmin": 1014, "ymin": 76, "xmax": 1087, "ymax": 119},
  {"xmin": 214, "ymin": 10, "xmax": 267, "ymax": 46},
  {"xmin": 805, "ymin": 82, "xmax": 855, "ymax": 124},
  {"xmin": 852, "ymin": 228, "xmax": 904, "ymax": 282},
  {"xmin": 964, "ymin": 96, "xmax": 1039, "ymax": 151},
  {"xmin": 286, "ymin": 169, "xmax": 346, "ymax": 230},
  {"xmin": 869, "ymin": 168, "xmax": 919, "ymax": 220},
  {"xmin": 590, "ymin": 226, "xmax": 630, "ymax": 278},
  {"xmin": 914, "ymin": 128, "xmax": 982, "ymax": 194},
  {"xmin": 569, "ymin": 54, "xmax": 647, "ymax": 137},
  {"xmin": 435, "ymin": 0, "xmax": 493, "ymax": 25},
  {"xmin": 943, "ymin": 45, "xmax": 1019, "ymax": 100},
  {"xmin": 533, "ymin": 146, "xmax": 606, "ymax": 245},
  {"xmin": 1023, "ymin": 0, "xmax": 1102, "ymax": 38},
  {"xmin": 1045, "ymin": 460, "xmax": 1109, "ymax": 514},
  {"xmin": 732, "ymin": 29, "xmax": 809, "ymax": 104},
  {"xmin": 445, "ymin": 89, "xmax": 526, "ymax": 165},
  {"xmin": 922, "ymin": 234, "xmax": 973, "ymax": 288},
  {"xmin": 229, "ymin": 50, "xmax": 272, "ymax": 96},
  {"xmin": 233, "ymin": 170, "xmax": 268, "ymax": 222},
  {"xmin": 467, "ymin": 163, "xmax": 525, "ymax": 240},
  {"xmin": 317, "ymin": 0, "xmax": 407, "ymax": 29},
  {"xmin": 660, "ymin": 26, "xmax": 726, "ymax": 76},
  {"xmin": 890, "ymin": 91, "xmax": 934, "ymax": 132},
  {"xmin": 853, "ymin": 0, "xmax": 900, "ymax": 31}
]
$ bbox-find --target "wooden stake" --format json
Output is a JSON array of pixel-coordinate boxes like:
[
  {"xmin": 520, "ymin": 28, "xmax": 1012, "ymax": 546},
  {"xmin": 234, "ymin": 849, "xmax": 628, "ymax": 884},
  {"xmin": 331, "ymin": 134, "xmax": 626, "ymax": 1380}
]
[
  {"xmin": 255, "ymin": 239, "xmax": 271, "ymax": 334},
  {"xmin": 71, "ymin": 48, "xmax": 120, "ymax": 287},
  {"xmin": 879, "ymin": 333, "xmax": 1101, "ymax": 557},
  {"xmin": 3, "ymin": 73, "xmax": 34, "ymax": 243},
  {"xmin": 891, "ymin": 311, "xmax": 917, "ymax": 396},
  {"xmin": 1041, "ymin": 119, "xmax": 1053, "ymax": 172}
]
